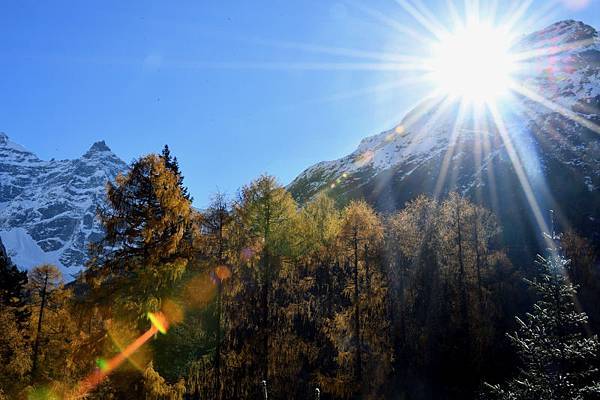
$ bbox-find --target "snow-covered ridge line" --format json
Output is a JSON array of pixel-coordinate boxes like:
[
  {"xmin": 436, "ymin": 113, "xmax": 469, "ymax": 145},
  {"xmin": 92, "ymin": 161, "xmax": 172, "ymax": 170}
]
[
  {"xmin": 288, "ymin": 20, "xmax": 600, "ymax": 202},
  {"xmin": 0, "ymin": 133, "xmax": 127, "ymax": 276}
]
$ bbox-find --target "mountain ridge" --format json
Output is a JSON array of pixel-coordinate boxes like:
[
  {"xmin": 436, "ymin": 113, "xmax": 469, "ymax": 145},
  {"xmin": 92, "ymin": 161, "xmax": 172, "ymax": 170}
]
[
  {"xmin": 0, "ymin": 133, "xmax": 127, "ymax": 276},
  {"xmin": 288, "ymin": 19, "xmax": 600, "ymax": 259}
]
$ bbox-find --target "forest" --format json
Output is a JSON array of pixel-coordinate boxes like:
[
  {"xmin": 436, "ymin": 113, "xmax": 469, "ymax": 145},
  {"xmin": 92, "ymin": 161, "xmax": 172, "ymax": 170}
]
[{"xmin": 1, "ymin": 146, "xmax": 599, "ymax": 400}]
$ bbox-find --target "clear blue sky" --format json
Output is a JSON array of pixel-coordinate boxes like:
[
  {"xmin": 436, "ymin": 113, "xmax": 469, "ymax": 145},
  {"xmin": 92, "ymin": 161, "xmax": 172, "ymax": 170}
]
[{"xmin": 1, "ymin": 0, "xmax": 599, "ymax": 206}]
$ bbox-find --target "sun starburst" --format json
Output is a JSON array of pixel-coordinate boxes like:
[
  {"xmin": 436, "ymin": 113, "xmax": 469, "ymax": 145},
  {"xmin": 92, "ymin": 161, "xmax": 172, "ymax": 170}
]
[{"xmin": 426, "ymin": 21, "xmax": 518, "ymax": 104}]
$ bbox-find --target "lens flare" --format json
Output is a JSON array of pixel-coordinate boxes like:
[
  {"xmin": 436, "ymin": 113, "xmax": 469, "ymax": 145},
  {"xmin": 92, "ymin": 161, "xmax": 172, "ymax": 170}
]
[
  {"xmin": 148, "ymin": 311, "xmax": 168, "ymax": 334},
  {"xmin": 106, "ymin": 319, "xmax": 151, "ymax": 372},
  {"xmin": 95, "ymin": 357, "xmax": 108, "ymax": 372},
  {"xmin": 184, "ymin": 273, "xmax": 217, "ymax": 308},
  {"xmin": 215, "ymin": 265, "xmax": 232, "ymax": 281},
  {"xmin": 72, "ymin": 312, "xmax": 170, "ymax": 398},
  {"xmin": 162, "ymin": 298, "xmax": 185, "ymax": 325}
]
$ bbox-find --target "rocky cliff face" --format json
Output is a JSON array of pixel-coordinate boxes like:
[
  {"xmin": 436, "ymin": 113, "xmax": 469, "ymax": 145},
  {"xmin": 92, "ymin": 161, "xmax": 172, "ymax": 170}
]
[
  {"xmin": 0, "ymin": 133, "xmax": 126, "ymax": 276},
  {"xmin": 288, "ymin": 20, "xmax": 600, "ymax": 260}
]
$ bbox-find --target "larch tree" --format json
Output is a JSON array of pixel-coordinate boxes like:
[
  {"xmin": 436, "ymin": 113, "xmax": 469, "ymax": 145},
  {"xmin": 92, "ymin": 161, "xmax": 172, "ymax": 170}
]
[
  {"xmin": 213, "ymin": 175, "xmax": 297, "ymax": 398},
  {"xmin": 385, "ymin": 194, "xmax": 510, "ymax": 398},
  {"xmin": 271, "ymin": 193, "xmax": 341, "ymax": 398},
  {"xmin": 321, "ymin": 200, "xmax": 392, "ymax": 399},
  {"xmin": 201, "ymin": 191, "xmax": 234, "ymax": 395},
  {"xmin": 87, "ymin": 153, "xmax": 194, "ymax": 323},
  {"xmin": 235, "ymin": 175, "xmax": 297, "ymax": 387},
  {"xmin": 28, "ymin": 264, "xmax": 64, "ymax": 383}
]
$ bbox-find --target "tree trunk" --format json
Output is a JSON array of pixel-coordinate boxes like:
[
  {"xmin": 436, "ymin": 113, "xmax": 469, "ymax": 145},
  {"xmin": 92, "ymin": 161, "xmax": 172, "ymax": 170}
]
[
  {"xmin": 455, "ymin": 198, "xmax": 468, "ymax": 323},
  {"xmin": 215, "ymin": 279, "xmax": 222, "ymax": 396},
  {"xmin": 473, "ymin": 213, "xmax": 483, "ymax": 310},
  {"xmin": 353, "ymin": 230, "xmax": 362, "ymax": 383},
  {"xmin": 215, "ymin": 212, "xmax": 224, "ymax": 396},
  {"xmin": 31, "ymin": 270, "xmax": 49, "ymax": 382},
  {"xmin": 262, "ymin": 203, "xmax": 271, "ymax": 383}
]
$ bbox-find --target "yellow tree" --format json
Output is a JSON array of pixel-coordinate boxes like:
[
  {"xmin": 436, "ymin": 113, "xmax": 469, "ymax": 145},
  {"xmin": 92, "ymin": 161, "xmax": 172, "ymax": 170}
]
[
  {"xmin": 217, "ymin": 175, "xmax": 297, "ymax": 398},
  {"xmin": 386, "ymin": 194, "xmax": 507, "ymax": 397},
  {"xmin": 28, "ymin": 264, "xmax": 64, "ymax": 383},
  {"xmin": 87, "ymin": 153, "xmax": 194, "ymax": 322},
  {"xmin": 0, "ymin": 307, "xmax": 30, "ymax": 395},
  {"xmin": 82, "ymin": 153, "xmax": 194, "ymax": 398},
  {"xmin": 321, "ymin": 200, "xmax": 391, "ymax": 399},
  {"xmin": 385, "ymin": 195, "xmax": 440, "ymax": 353},
  {"xmin": 198, "ymin": 192, "xmax": 234, "ymax": 396},
  {"xmin": 268, "ymin": 194, "xmax": 342, "ymax": 398}
]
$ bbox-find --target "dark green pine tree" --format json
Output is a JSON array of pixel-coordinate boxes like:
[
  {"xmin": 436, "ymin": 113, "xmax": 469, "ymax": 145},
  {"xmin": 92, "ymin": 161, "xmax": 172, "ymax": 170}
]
[
  {"xmin": 485, "ymin": 251, "xmax": 600, "ymax": 400},
  {"xmin": 161, "ymin": 144, "xmax": 192, "ymax": 202},
  {"xmin": 0, "ymin": 237, "xmax": 29, "ymax": 325}
]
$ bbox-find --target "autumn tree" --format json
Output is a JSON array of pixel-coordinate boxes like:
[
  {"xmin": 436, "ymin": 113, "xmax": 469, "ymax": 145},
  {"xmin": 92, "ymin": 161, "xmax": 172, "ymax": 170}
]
[
  {"xmin": 201, "ymin": 192, "xmax": 234, "ymax": 395},
  {"xmin": 236, "ymin": 175, "xmax": 297, "ymax": 381},
  {"xmin": 271, "ymin": 194, "xmax": 341, "ymax": 398},
  {"xmin": 210, "ymin": 175, "xmax": 297, "ymax": 398},
  {"xmin": 80, "ymin": 153, "xmax": 194, "ymax": 398},
  {"xmin": 0, "ymin": 304, "xmax": 30, "ymax": 395},
  {"xmin": 385, "ymin": 194, "xmax": 514, "ymax": 398},
  {"xmin": 320, "ymin": 200, "xmax": 392, "ymax": 399},
  {"xmin": 87, "ymin": 153, "xmax": 194, "ymax": 322},
  {"xmin": 28, "ymin": 264, "xmax": 75, "ymax": 384}
]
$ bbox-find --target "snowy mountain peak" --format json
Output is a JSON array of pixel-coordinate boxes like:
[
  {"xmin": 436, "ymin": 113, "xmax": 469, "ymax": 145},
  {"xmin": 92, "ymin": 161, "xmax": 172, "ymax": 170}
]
[
  {"xmin": 289, "ymin": 19, "xmax": 600, "ymax": 210},
  {"xmin": 0, "ymin": 135, "xmax": 127, "ymax": 276},
  {"xmin": 522, "ymin": 20, "xmax": 598, "ymax": 47},
  {"xmin": 85, "ymin": 140, "xmax": 112, "ymax": 155},
  {"xmin": 0, "ymin": 133, "xmax": 41, "ymax": 164}
]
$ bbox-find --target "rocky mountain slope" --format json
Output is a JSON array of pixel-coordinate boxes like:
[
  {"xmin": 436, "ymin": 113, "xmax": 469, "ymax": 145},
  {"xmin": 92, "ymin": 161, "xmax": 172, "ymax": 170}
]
[
  {"xmin": 0, "ymin": 133, "xmax": 126, "ymax": 276},
  {"xmin": 289, "ymin": 20, "xmax": 600, "ymax": 260}
]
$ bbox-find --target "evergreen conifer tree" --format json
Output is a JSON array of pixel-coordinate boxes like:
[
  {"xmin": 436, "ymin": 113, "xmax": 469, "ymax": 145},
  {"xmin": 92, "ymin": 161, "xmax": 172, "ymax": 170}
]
[
  {"xmin": 0, "ymin": 238, "xmax": 29, "ymax": 331},
  {"xmin": 161, "ymin": 144, "xmax": 192, "ymax": 202},
  {"xmin": 485, "ymin": 252, "xmax": 600, "ymax": 399}
]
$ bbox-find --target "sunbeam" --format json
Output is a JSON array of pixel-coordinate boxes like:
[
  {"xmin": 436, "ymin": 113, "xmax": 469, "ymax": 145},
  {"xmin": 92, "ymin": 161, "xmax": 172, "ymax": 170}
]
[
  {"xmin": 487, "ymin": 102, "xmax": 555, "ymax": 249},
  {"xmin": 511, "ymin": 83, "xmax": 600, "ymax": 135}
]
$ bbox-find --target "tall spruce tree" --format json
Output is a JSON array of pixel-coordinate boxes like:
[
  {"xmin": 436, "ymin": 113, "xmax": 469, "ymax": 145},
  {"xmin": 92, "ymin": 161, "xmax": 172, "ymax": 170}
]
[
  {"xmin": 0, "ymin": 237, "xmax": 28, "ymax": 324},
  {"xmin": 485, "ymin": 252, "xmax": 600, "ymax": 399},
  {"xmin": 161, "ymin": 144, "xmax": 192, "ymax": 202},
  {"xmin": 0, "ymin": 245, "xmax": 31, "ymax": 394}
]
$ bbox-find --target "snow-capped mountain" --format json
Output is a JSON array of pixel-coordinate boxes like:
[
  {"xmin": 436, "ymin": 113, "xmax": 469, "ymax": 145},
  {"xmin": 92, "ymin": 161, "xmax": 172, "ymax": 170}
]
[
  {"xmin": 289, "ymin": 20, "xmax": 600, "ymax": 259},
  {"xmin": 0, "ymin": 133, "xmax": 127, "ymax": 276}
]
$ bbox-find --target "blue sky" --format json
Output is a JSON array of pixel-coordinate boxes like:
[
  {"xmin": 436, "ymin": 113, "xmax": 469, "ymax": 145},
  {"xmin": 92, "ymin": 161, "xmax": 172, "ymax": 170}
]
[{"xmin": 1, "ymin": 0, "xmax": 599, "ymax": 206}]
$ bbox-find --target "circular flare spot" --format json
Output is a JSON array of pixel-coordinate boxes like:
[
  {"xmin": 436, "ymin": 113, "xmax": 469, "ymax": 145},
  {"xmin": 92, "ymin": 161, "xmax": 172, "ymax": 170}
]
[
  {"xmin": 162, "ymin": 299, "xmax": 184, "ymax": 325},
  {"xmin": 215, "ymin": 265, "xmax": 231, "ymax": 281}
]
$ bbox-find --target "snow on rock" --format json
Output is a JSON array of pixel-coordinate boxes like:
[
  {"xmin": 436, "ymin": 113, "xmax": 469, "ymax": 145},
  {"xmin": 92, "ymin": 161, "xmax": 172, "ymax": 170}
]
[
  {"xmin": 0, "ymin": 134, "xmax": 127, "ymax": 276},
  {"xmin": 288, "ymin": 20, "xmax": 600, "ymax": 203}
]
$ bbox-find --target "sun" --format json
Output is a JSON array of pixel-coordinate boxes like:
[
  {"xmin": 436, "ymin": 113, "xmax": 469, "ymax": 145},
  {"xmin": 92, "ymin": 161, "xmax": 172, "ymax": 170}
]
[{"xmin": 427, "ymin": 22, "xmax": 518, "ymax": 104}]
